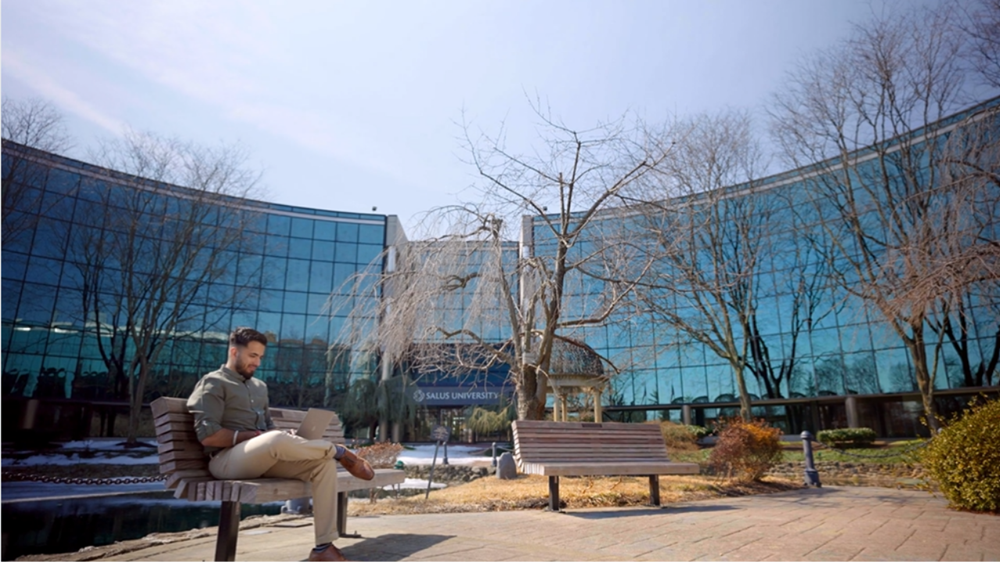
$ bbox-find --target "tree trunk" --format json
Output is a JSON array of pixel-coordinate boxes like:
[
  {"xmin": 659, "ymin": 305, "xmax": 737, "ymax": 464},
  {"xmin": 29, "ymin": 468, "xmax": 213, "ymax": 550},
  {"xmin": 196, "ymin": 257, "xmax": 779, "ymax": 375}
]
[
  {"xmin": 515, "ymin": 364, "xmax": 547, "ymax": 420},
  {"xmin": 733, "ymin": 363, "xmax": 753, "ymax": 422},
  {"xmin": 126, "ymin": 366, "xmax": 148, "ymax": 446},
  {"xmin": 907, "ymin": 324, "xmax": 941, "ymax": 432}
]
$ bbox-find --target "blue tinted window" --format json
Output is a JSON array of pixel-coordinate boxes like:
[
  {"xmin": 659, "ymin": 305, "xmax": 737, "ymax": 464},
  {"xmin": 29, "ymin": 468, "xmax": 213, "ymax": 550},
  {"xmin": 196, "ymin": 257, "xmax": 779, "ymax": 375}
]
[
  {"xmin": 16, "ymin": 283, "xmax": 55, "ymax": 324},
  {"xmin": 285, "ymin": 259, "xmax": 310, "ymax": 292},
  {"xmin": 335, "ymin": 243, "xmax": 357, "ymax": 264},
  {"xmin": 30, "ymin": 219, "xmax": 69, "ymax": 260},
  {"xmin": 314, "ymin": 221, "xmax": 337, "ymax": 241},
  {"xmin": 245, "ymin": 214, "xmax": 268, "ymax": 233},
  {"xmin": 261, "ymin": 257, "xmax": 286, "ymax": 290},
  {"xmin": 257, "ymin": 312, "xmax": 283, "ymax": 335},
  {"xmin": 305, "ymin": 318, "xmax": 329, "ymax": 344},
  {"xmin": 237, "ymin": 254, "xmax": 263, "ymax": 286},
  {"xmin": 337, "ymin": 222, "xmax": 359, "ymax": 243},
  {"xmin": 281, "ymin": 314, "xmax": 307, "ymax": 340},
  {"xmin": 333, "ymin": 263, "xmax": 356, "ymax": 290},
  {"xmin": 2, "ymin": 279, "xmax": 22, "ymax": 320},
  {"xmin": 291, "ymin": 218, "xmax": 313, "ymax": 238},
  {"xmin": 24, "ymin": 257, "xmax": 63, "ymax": 286},
  {"xmin": 231, "ymin": 310, "xmax": 258, "ymax": 330},
  {"xmin": 259, "ymin": 287, "xmax": 283, "ymax": 313},
  {"xmin": 283, "ymin": 291, "xmax": 308, "ymax": 314},
  {"xmin": 307, "ymin": 293, "xmax": 330, "ymax": 315},
  {"xmin": 358, "ymin": 224, "xmax": 383, "ymax": 245},
  {"xmin": 2, "ymin": 251, "xmax": 28, "ymax": 281},
  {"xmin": 357, "ymin": 244, "xmax": 382, "ymax": 266},
  {"xmin": 312, "ymin": 240, "xmax": 335, "ymax": 261},
  {"xmin": 309, "ymin": 261, "xmax": 333, "ymax": 293},
  {"xmin": 266, "ymin": 235, "xmax": 290, "ymax": 258},
  {"xmin": 288, "ymin": 238, "xmax": 312, "ymax": 260},
  {"xmin": 267, "ymin": 214, "xmax": 290, "ymax": 235}
]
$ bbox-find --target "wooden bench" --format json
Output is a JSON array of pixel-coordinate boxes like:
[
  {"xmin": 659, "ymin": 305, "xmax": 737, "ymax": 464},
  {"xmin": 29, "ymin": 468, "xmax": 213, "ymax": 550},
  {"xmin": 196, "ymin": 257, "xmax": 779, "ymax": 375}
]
[
  {"xmin": 512, "ymin": 420, "xmax": 699, "ymax": 512},
  {"xmin": 151, "ymin": 397, "xmax": 405, "ymax": 561}
]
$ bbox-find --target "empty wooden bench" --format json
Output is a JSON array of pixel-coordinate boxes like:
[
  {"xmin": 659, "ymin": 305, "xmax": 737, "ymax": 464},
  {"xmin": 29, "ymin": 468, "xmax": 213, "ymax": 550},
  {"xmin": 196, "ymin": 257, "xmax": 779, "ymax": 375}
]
[
  {"xmin": 512, "ymin": 420, "xmax": 699, "ymax": 512},
  {"xmin": 151, "ymin": 397, "xmax": 405, "ymax": 561}
]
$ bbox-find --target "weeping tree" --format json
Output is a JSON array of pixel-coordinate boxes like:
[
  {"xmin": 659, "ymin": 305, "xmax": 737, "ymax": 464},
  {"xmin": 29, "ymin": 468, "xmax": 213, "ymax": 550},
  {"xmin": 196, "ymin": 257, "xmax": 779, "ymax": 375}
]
[
  {"xmin": 337, "ymin": 373, "xmax": 418, "ymax": 441},
  {"xmin": 327, "ymin": 102, "xmax": 677, "ymax": 420}
]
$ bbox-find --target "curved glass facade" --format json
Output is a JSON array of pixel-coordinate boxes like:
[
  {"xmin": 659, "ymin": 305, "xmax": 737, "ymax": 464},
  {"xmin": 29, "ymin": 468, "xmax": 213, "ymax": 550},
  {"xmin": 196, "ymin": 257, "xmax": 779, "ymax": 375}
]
[
  {"xmin": 2, "ymin": 142, "xmax": 389, "ymax": 411},
  {"xmin": 3, "ymin": 97, "xmax": 997, "ymax": 440},
  {"xmin": 526, "ymin": 98, "xmax": 1000, "ymax": 435}
]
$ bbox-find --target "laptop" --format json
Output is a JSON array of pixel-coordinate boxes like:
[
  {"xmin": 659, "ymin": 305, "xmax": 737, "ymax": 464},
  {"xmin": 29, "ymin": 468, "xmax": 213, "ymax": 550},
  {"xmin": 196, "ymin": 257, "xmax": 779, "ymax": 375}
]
[{"xmin": 296, "ymin": 408, "xmax": 337, "ymax": 440}]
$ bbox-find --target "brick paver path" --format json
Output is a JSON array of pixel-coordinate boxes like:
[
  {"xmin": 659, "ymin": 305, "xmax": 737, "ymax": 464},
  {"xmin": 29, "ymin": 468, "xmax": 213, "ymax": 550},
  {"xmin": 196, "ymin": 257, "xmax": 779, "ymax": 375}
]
[{"xmin": 85, "ymin": 486, "xmax": 1000, "ymax": 561}]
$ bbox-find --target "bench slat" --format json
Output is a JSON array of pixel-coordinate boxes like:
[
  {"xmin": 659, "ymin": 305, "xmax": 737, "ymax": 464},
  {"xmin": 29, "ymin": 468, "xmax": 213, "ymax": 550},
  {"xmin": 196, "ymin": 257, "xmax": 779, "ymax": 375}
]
[
  {"xmin": 151, "ymin": 397, "xmax": 189, "ymax": 417},
  {"xmin": 520, "ymin": 461, "xmax": 701, "ymax": 476},
  {"xmin": 166, "ymin": 469, "xmax": 212, "ymax": 490},
  {"xmin": 160, "ymin": 458, "xmax": 210, "ymax": 474},
  {"xmin": 174, "ymin": 477, "xmax": 213, "ymax": 499},
  {"xmin": 158, "ymin": 440, "xmax": 205, "ymax": 455}
]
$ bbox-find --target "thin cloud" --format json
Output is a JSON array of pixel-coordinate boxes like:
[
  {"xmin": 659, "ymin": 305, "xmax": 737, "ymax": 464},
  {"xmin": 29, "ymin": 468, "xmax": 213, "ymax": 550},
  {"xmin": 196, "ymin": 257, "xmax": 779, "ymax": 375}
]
[{"xmin": 2, "ymin": 49, "xmax": 123, "ymax": 135}]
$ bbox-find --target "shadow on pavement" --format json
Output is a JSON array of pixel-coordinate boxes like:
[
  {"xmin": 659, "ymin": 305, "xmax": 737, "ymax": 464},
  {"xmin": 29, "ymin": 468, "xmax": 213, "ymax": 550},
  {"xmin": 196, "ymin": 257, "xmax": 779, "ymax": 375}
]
[
  {"xmin": 343, "ymin": 533, "xmax": 453, "ymax": 561},
  {"xmin": 567, "ymin": 504, "xmax": 738, "ymax": 520}
]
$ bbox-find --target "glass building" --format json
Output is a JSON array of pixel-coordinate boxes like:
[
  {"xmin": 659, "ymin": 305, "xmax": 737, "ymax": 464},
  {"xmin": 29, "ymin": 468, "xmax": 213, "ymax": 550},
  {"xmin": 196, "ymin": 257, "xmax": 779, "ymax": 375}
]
[
  {"xmin": 3, "ymin": 96, "xmax": 998, "ymax": 441},
  {"xmin": 526, "ymin": 97, "xmax": 1000, "ymax": 436},
  {"xmin": 2, "ymin": 141, "xmax": 394, "ymax": 438}
]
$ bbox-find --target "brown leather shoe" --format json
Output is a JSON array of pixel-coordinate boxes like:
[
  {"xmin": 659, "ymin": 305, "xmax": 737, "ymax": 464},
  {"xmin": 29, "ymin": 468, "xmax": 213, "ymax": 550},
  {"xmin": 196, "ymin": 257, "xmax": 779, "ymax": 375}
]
[
  {"xmin": 337, "ymin": 448, "xmax": 374, "ymax": 481},
  {"xmin": 307, "ymin": 544, "xmax": 346, "ymax": 561}
]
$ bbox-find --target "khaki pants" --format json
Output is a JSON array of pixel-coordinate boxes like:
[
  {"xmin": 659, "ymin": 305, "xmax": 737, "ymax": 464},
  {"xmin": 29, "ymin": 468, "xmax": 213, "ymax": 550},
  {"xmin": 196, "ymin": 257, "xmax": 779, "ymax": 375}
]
[{"xmin": 209, "ymin": 431, "xmax": 339, "ymax": 545}]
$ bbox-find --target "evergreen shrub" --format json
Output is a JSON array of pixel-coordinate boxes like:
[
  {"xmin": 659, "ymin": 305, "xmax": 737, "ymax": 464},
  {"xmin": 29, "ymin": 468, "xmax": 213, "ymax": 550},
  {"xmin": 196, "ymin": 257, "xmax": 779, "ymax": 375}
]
[
  {"xmin": 658, "ymin": 421, "xmax": 700, "ymax": 451},
  {"xmin": 816, "ymin": 427, "xmax": 877, "ymax": 448},
  {"xmin": 685, "ymin": 424, "xmax": 712, "ymax": 439},
  {"xmin": 709, "ymin": 418, "xmax": 783, "ymax": 482},
  {"xmin": 921, "ymin": 397, "xmax": 1000, "ymax": 513}
]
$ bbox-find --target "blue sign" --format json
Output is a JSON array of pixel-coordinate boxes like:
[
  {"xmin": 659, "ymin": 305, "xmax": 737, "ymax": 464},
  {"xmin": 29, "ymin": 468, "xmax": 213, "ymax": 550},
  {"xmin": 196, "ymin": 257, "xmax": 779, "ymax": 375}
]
[{"xmin": 411, "ymin": 386, "xmax": 511, "ymax": 406}]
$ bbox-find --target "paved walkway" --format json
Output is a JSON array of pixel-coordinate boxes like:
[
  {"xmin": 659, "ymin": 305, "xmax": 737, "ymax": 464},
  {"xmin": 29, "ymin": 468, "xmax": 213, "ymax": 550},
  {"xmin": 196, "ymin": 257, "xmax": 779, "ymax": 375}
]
[{"xmin": 61, "ymin": 486, "xmax": 1000, "ymax": 561}]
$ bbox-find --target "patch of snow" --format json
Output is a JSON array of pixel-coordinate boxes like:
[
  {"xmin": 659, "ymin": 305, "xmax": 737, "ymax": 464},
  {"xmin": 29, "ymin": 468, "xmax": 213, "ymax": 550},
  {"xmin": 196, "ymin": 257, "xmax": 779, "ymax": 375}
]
[
  {"xmin": 2, "ymin": 453, "xmax": 158, "ymax": 466},
  {"xmin": 389, "ymin": 477, "xmax": 446, "ymax": 490},
  {"xmin": 60, "ymin": 439, "xmax": 158, "ymax": 451},
  {"xmin": 395, "ymin": 444, "xmax": 492, "ymax": 466}
]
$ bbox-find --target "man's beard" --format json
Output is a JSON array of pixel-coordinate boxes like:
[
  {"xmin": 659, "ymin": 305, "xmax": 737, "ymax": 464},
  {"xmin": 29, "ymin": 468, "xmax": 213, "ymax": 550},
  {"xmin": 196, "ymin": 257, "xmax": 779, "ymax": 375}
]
[{"xmin": 235, "ymin": 358, "xmax": 257, "ymax": 378}]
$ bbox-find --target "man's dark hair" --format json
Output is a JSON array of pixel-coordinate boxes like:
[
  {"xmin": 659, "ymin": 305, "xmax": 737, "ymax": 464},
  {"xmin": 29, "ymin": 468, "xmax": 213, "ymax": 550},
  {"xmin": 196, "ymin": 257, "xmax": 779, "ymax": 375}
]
[{"xmin": 229, "ymin": 327, "xmax": 268, "ymax": 348}]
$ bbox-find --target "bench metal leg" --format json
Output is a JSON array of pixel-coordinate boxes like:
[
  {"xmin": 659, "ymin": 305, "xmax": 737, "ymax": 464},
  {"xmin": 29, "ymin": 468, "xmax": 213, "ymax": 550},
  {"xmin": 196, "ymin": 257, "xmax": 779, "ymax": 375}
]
[
  {"xmin": 548, "ymin": 476, "xmax": 560, "ymax": 512},
  {"xmin": 648, "ymin": 475, "xmax": 661, "ymax": 507},
  {"xmin": 337, "ymin": 491, "xmax": 348, "ymax": 536},
  {"xmin": 336, "ymin": 491, "xmax": 363, "ymax": 538},
  {"xmin": 215, "ymin": 500, "xmax": 240, "ymax": 561}
]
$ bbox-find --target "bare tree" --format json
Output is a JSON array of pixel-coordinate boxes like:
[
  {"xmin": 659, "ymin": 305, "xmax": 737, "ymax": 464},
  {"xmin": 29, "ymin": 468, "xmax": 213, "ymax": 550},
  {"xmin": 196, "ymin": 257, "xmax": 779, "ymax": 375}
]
[
  {"xmin": 958, "ymin": 0, "xmax": 1000, "ymax": 88},
  {"xmin": 328, "ymin": 104, "xmax": 674, "ymax": 421},
  {"xmin": 2, "ymin": 95, "xmax": 72, "ymax": 247},
  {"xmin": 630, "ymin": 110, "xmax": 771, "ymax": 421},
  {"xmin": 916, "ymin": 104, "xmax": 1000, "ymax": 388},
  {"xmin": 68, "ymin": 129, "xmax": 265, "ymax": 444},
  {"xmin": 769, "ymin": 4, "xmax": 984, "ymax": 429}
]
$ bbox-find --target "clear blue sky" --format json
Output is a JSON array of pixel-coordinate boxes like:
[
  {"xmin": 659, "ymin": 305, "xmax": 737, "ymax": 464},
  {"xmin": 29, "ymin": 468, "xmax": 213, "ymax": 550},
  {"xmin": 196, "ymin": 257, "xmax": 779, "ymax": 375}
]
[{"xmin": 2, "ymin": 1, "xmax": 925, "ymax": 232}]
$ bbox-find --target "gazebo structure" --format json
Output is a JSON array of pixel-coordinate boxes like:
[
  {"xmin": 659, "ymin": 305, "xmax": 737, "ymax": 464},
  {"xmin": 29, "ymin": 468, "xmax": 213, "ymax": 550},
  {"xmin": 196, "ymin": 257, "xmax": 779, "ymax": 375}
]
[{"xmin": 543, "ymin": 337, "xmax": 609, "ymax": 422}]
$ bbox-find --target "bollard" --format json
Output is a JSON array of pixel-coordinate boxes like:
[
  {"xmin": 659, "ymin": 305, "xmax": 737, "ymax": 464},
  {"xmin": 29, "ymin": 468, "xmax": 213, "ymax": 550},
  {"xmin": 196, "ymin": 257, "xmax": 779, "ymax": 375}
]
[
  {"xmin": 801, "ymin": 431, "xmax": 822, "ymax": 488},
  {"xmin": 491, "ymin": 441, "xmax": 497, "ymax": 467},
  {"xmin": 443, "ymin": 441, "xmax": 449, "ymax": 465}
]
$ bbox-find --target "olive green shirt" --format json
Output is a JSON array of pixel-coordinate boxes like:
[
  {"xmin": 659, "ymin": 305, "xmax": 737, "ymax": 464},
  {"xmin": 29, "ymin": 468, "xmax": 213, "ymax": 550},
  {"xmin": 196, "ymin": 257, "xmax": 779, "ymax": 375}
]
[{"xmin": 186, "ymin": 365, "xmax": 275, "ymax": 453}]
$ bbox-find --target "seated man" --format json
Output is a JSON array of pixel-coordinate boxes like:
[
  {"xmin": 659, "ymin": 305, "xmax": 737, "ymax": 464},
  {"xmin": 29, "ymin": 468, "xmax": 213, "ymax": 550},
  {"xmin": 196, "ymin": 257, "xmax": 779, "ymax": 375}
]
[{"xmin": 187, "ymin": 327, "xmax": 373, "ymax": 562}]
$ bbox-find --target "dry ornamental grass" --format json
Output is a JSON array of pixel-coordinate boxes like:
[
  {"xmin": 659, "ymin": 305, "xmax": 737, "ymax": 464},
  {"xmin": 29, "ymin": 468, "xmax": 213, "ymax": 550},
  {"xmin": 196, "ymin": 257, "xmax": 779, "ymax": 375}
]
[{"xmin": 349, "ymin": 473, "xmax": 800, "ymax": 517}]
